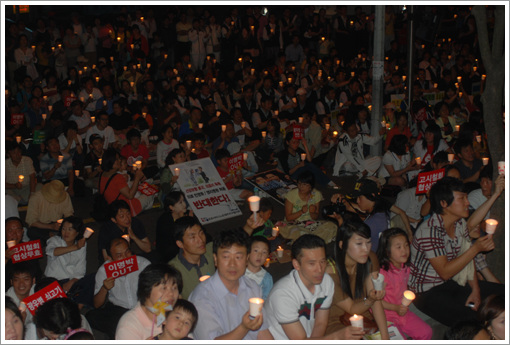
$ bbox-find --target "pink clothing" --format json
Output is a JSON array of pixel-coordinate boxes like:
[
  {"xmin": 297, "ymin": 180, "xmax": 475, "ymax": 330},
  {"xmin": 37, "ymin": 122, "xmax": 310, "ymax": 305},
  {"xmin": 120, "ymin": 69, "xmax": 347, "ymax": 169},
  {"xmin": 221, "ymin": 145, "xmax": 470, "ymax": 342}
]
[
  {"xmin": 115, "ymin": 302, "xmax": 162, "ymax": 340},
  {"xmin": 380, "ymin": 263, "xmax": 432, "ymax": 340}
]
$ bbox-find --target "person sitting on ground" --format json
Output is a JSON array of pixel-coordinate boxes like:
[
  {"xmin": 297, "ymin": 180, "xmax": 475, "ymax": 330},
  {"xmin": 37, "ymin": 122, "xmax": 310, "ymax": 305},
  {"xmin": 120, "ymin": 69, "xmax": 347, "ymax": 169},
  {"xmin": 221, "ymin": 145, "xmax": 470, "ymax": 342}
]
[
  {"xmin": 86, "ymin": 237, "xmax": 151, "ymax": 340},
  {"xmin": 34, "ymin": 297, "xmax": 85, "ymax": 340},
  {"xmin": 83, "ymin": 134, "xmax": 104, "ymax": 190},
  {"xmin": 98, "ymin": 200, "xmax": 152, "ymax": 263},
  {"xmin": 408, "ymin": 177, "xmax": 505, "ymax": 327},
  {"xmin": 478, "ymin": 294, "xmax": 505, "ymax": 340},
  {"xmin": 245, "ymin": 236, "xmax": 273, "ymax": 300},
  {"xmin": 156, "ymin": 124, "xmax": 179, "ymax": 169},
  {"xmin": 115, "ymin": 264, "xmax": 182, "ymax": 340},
  {"xmin": 263, "ymin": 234, "xmax": 365, "ymax": 340},
  {"xmin": 5, "ymin": 296, "xmax": 25, "ymax": 340},
  {"xmin": 444, "ymin": 319, "xmax": 490, "ymax": 340},
  {"xmin": 5, "ymin": 140, "xmax": 38, "ymax": 205},
  {"xmin": 412, "ymin": 122, "xmax": 451, "ymax": 169},
  {"xmin": 120, "ymin": 128, "xmax": 159, "ymax": 179},
  {"xmin": 6, "ymin": 262, "xmax": 36, "ymax": 325},
  {"xmin": 454, "ymin": 139, "xmax": 484, "ymax": 192},
  {"xmin": 215, "ymin": 148, "xmax": 253, "ymax": 201},
  {"xmin": 376, "ymin": 228, "xmax": 432, "ymax": 339},
  {"xmin": 333, "ymin": 119, "xmax": 386, "ymax": 178},
  {"xmin": 25, "ymin": 180, "xmax": 74, "ymax": 244},
  {"xmin": 153, "ymin": 299, "xmax": 198, "ymax": 340},
  {"xmin": 168, "ymin": 216, "xmax": 215, "ymax": 300},
  {"xmin": 378, "ymin": 134, "xmax": 420, "ymax": 187},
  {"xmin": 189, "ymin": 229, "xmax": 272, "ymax": 340}
]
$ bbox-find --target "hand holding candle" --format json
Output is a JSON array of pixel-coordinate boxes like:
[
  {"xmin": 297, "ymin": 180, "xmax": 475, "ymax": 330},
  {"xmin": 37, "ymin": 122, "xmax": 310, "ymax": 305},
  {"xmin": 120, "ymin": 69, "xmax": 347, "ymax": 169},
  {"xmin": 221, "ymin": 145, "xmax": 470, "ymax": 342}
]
[
  {"xmin": 248, "ymin": 196, "xmax": 261, "ymax": 222},
  {"xmin": 276, "ymin": 246, "xmax": 284, "ymax": 258},
  {"xmin": 58, "ymin": 155, "xmax": 64, "ymax": 163},
  {"xmin": 272, "ymin": 227, "xmax": 279, "ymax": 237},
  {"xmin": 401, "ymin": 290, "xmax": 415, "ymax": 306},
  {"xmin": 448, "ymin": 153, "xmax": 454, "ymax": 163},
  {"xmin": 199, "ymin": 275, "xmax": 210, "ymax": 282},
  {"xmin": 415, "ymin": 157, "xmax": 422, "ymax": 166},
  {"xmin": 300, "ymin": 153, "xmax": 306, "ymax": 161},
  {"xmin": 371, "ymin": 273, "xmax": 385, "ymax": 291},
  {"xmin": 84, "ymin": 227, "xmax": 94, "ymax": 239},
  {"xmin": 482, "ymin": 157, "xmax": 489, "ymax": 166},
  {"xmin": 18, "ymin": 175, "xmax": 24, "ymax": 183},
  {"xmin": 485, "ymin": 219, "xmax": 498, "ymax": 235},
  {"xmin": 349, "ymin": 314, "xmax": 364, "ymax": 329},
  {"xmin": 174, "ymin": 168, "xmax": 180, "ymax": 176},
  {"xmin": 248, "ymin": 298, "xmax": 264, "ymax": 317}
]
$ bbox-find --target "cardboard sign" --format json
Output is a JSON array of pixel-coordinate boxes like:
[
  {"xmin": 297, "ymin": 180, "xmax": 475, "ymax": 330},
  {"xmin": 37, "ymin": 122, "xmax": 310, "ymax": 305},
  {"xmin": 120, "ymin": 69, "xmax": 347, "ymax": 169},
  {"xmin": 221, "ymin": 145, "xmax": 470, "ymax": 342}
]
[
  {"xmin": 22, "ymin": 281, "xmax": 66, "ymax": 316},
  {"xmin": 246, "ymin": 169, "xmax": 297, "ymax": 205},
  {"xmin": 228, "ymin": 152, "xmax": 244, "ymax": 176},
  {"xmin": 65, "ymin": 96, "xmax": 77, "ymax": 107},
  {"xmin": 11, "ymin": 113, "xmax": 25, "ymax": 125},
  {"xmin": 293, "ymin": 125, "xmax": 304, "ymax": 140},
  {"xmin": 415, "ymin": 168, "xmax": 445, "ymax": 194},
  {"xmin": 137, "ymin": 182, "xmax": 159, "ymax": 196},
  {"xmin": 10, "ymin": 240, "xmax": 43, "ymax": 263},
  {"xmin": 33, "ymin": 130, "xmax": 46, "ymax": 144},
  {"xmin": 105, "ymin": 255, "xmax": 139, "ymax": 279}
]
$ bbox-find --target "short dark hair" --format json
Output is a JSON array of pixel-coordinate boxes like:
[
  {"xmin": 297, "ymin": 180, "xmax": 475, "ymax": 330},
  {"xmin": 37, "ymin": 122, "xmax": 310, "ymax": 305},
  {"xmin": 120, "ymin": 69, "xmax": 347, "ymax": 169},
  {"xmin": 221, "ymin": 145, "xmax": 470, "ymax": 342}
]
[
  {"xmin": 479, "ymin": 164, "xmax": 493, "ymax": 180},
  {"xmin": 59, "ymin": 216, "xmax": 85, "ymax": 242},
  {"xmin": 215, "ymin": 148, "xmax": 231, "ymax": 161},
  {"xmin": 291, "ymin": 234, "xmax": 325, "ymax": 262},
  {"xmin": 126, "ymin": 128, "xmax": 141, "ymax": 141},
  {"xmin": 34, "ymin": 277, "xmax": 58, "ymax": 292},
  {"xmin": 108, "ymin": 200, "xmax": 131, "ymax": 219},
  {"xmin": 101, "ymin": 148, "xmax": 118, "ymax": 171},
  {"xmin": 478, "ymin": 294, "xmax": 504, "ymax": 329},
  {"xmin": 5, "ymin": 216, "xmax": 24, "ymax": 228},
  {"xmin": 166, "ymin": 299, "xmax": 199, "ymax": 332},
  {"xmin": 137, "ymin": 264, "xmax": 183, "ymax": 305},
  {"xmin": 213, "ymin": 229, "xmax": 249, "ymax": 254},
  {"xmin": 388, "ymin": 134, "xmax": 408, "ymax": 156},
  {"xmin": 454, "ymin": 139, "xmax": 473, "ymax": 156},
  {"xmin": 444, "ymin": 320, "xmax": 485, "ymax": 340},
  {"xmin": 192, "ymin": 132, "xmax": 207, "ymax": 143},
  {"xmin": 34, "ymin": 298, "xmax": 82, "ymax": 335},
  {"xmin": 429, "ymin": 177, "xmax": 466, "ymax": 215},
  {"xmin": 165, "ymin": 148, "xmax": 185, "ymax": 166},
  {"xmin": 6, "ymin": 140, "xmax": 21, "ymax": 153},
  {"xmin": 296, "ymin": 171, "xmax": 315, "ymax": 189},
  {"xmin": 163, "ymin": 191, "xmax": 185, "ymax": 211},
  {"xmin": 63, "ymin": 120, "xmax": 78, "ymax": 134},
  {"xmin": 9, "ymin": 261, "xmax": 36, "ymax": 281},
  {"xmin": 106, "ymin": 237, "xmax": 129, "ymax": 258},
  {"xmin": 173, "ymin": 216, "xmax": 202, "ymax": 243},
  {"xmin": 259, "ymin": 197, "xmax": 273, "ymax": 213},
  {"xmin": 249, "ymin": 236, "xmax": 270, "ymax": 253}
]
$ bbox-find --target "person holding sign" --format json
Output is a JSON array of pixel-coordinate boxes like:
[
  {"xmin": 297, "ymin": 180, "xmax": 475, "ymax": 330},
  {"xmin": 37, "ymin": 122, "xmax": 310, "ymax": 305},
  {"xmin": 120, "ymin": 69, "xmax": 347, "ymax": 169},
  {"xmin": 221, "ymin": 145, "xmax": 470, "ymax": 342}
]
[
  {"xmin": 86, "ymin": 237, "xmax": 151, "ymax": 339},
  {"xmin": 215, "ymin": 148, "xmax": 253, "ymax": 201},
  {"xmin": 409, "ymin": 177, "xmax": 505, "ymax": 327}
]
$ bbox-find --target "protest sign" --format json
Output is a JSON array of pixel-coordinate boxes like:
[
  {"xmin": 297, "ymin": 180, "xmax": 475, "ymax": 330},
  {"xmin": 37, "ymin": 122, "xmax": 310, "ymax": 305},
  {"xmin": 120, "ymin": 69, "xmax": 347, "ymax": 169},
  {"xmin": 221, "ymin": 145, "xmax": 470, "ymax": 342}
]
[
  {"xmin": 10, "ymin": 240, "xmax": 43, "ymax": 263},
  {"xmin": 137, "ymin": 182, "xmax": 159, "ymax": 196},
  {"xmin": 390, "ymin": 94, "xmax": 405, "ymax": 111},
  {"xmin": 293, "ymin": 125, "xmax": 304, "ymax": 140},
  {"xmin": 246, "ymin": 169, "xmax": 297, "ymax": 205},
  {"xmin": 22, "ymin": 281, "xmax": 66, "ymax": 316},
  {"xmin": 415, "ymin": 168, "xmax": 445, "ymax": 195},
  {"xmin": 33, "ymin": 130, "xmax": 46, "ymax": 144},
  {"xmin": 228, "ymin": 152, "xmax": 244, "ymax": 177},
  {"xmin": 64, "ymin": 96, "xmax": 76, "ymax": 107},
  {"xmin": 105, "ymin": 255, "xmax": 139, "ymax": 279},
  {"xmin": 11, "ymin": 113, "xmax": 24, "ymax": 126},
  {"xmin": 171, "ymin": 158, "xmax": 242, "ymax": 224}
]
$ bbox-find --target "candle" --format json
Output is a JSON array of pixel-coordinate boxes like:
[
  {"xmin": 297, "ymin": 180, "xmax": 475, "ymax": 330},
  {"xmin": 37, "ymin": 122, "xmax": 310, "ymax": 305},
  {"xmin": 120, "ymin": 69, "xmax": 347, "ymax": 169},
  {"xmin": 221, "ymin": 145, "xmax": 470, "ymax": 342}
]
[
  {"xmin": 199, "ymin": 275, "xmax": 210, "ymax": 282},
  {"xmin": 300, "ymin": 153, "xmax": 306, "ymax": 161},
  {"xmin": 381, "ymin": 121, "xmax": 386, "ymax": 128},
  {"xmin": 497, "ymin": 161, "xmax": 505, "ymax": 175},
  {"xmin": 288, "ymin": 77, "xmax": 292, "ymax": 84},
  {"xmin": 98, "ymin": 158, "xmax": 102, "ymax": 165},
  {"xmin": 251, "ymin": 68, "xmax": 255, "ymax": 75},
  {"xmin": 221, "ymin": 124, "xmax": 227, "ymax": 132},
  {"xmin": 333, "ymin": 131, "xmax": 338, "ymax": 137},
  {"xmin": 279, "ymin": 81, "xmax": 284, "ymax": 88},
  {"xmin": 473, "ymin": 66, "xmax": 477, "ymax": 72},
  {"xmin": 58, "ymin": 155, "xmax": 64, "ymax": 162},
  {"xmin": 482, "ymin": 74, "xmax": 486, "ymax": 80},
  {"xmin": 248, "ymin": 196, "xmax": 261, "ymax": 221},
  {"xmin": 386, "ymin": 123, "xmax": 391, "ymax": 129},
  {"xmin": 80, "ymin": 96, "xmax": 85, "ymax": 102},
  {"xmin": 402, "ymin": 290, "xmax": 416, "ymax": 306},
  {"xmin": 75, "ymin": 170, "xmax": 80, "ymax": 177},
  {"xmin": 19, "ymin": 302, "xmax": 26, "ymax": 313},
  {"xmin": 415, "ymin": 157, "xmax": 422, "ymax": 165},
  {"xmin": 243, "ymin": 152, "xmax": 248, "ymax": 161},
  {"xmin": 448, "ymin": 154, "xmax": 454, "ymax": 163},
  {"xmin": 402, "ymin": 75, "xmax": 407, "ymax": 82},
  {"xmin": 174, "ymin": 168, "xmax": 180, "ymax": 176},
  {"xmin": 272, "ymin": 227, "xmax": 279, "ymax": 237},
  {"xmin": 122, "ymin": 234, "xmax": 130, "ymax": 243},
  {"xmin": 89, "ymin": 93, "xmax": 93, "ymax": 99},
  {"xmin": 371, "ymin": 273, "xmax": 385, "ymax": 291},
  {"xmin": 248, "ymin": 297, "xmax": 264, "ymax": 317},
  {"xmin": 135, "ymin": 160, "xmax": 142, "ymax": 170},
  {"xmin": 292, "ymin": 97, "xmax": 297, "ymax": 103},
  {"xmin": 264, "ymin": 258, "xmax": 270, "ymax": 267},
  {"xmin": 147, "ymin": 94, "xmax": 152, "ymax": 101},
  {"xmin": 351, "ymin": 71, "xmax": 355, "ymax": 77},
  {"xmin": 84, "ymin": 227, "xmax": 94, "ymax": 239},
  {"xmin": 476, "ymin": 135, "xmax": 482, "ymax": 143},
  {"xmin": 455, "ymin": 125, "xmax": 460, "ymax": 132},
  {"xmin": 18, "ymin": 175, "xmax": 24, "ymax": 183},
  {"xmin": 274, "ymin": 110, "xmax": 279, "ymax": 116},
  {"xmin": 198, "ymin": 123, "xmax": 203, "ymax": 129},
  {"xmin": 147, "ymin": 63, "xmax": 151, "ymax": 69},
  {"xmin": 482, "ymin": 157, "xmax": 489, "ymax": 166},
  {"xmin": 457, "ymin": 76, "xmax": 462, "ymax": 83},
  {"xmin": 485, "ymin": 219, "xmax": 498, "ymax": 234},
  {"xmin": 7, "ymin": 240, "xmax": 16, "ymax": 249},
  {"xmin": 349, "ymin": 314, "xmax": 364, "ymax": 329},
  {"xmin": 212, "ymin": 78, "xmax": 217, "ymax": 83},
  {"xmin": 103, "ymin": 100, "xmax": 107, "ymax": 106},
  {"xmin": 48, "ymin": 105, "xmax": 53, "ymax": 112},
  {"xmin": 298, "ymin": 117, "xmax": 303, "ymax": 124},
  {"xmin": 216, "ymin": 111, "xmax": 221, "ymax": 117},
  {"xmin": 325, "ymin": 123, "xmax": 330, "ymax": 131},
  {"xmin": 16, "ymin": 136, "xmax": 22, "ymax": 143},
  {"xmin": 91, "ymin": 116, "xmax": 95, "ymax": 123},
  {"xmin": 276, "ymin": 246, "xmax": 284, "ymax": 258},
  {"xmin": 142, "ymin": 112, "xmax": 147, "ymax": 119},
  {"xmin": 434, "ymin": 83, "xmax": 438, "ymax": 89},
  {"xmin": 261, "ymin": 131, "xmax": 266, "ymax": 139},
  {"xmin": 185, "ymin": 140, "xmax": 192, "ymax": 150},
  {"xmin": 241, "ymin": 121, "xmax": 246, "ymax": 128},
  {"xmin": 57, "ymin": 219, "xmax": 64, "ymax": 224},
  {"xmin": 368, "ymin": 105, "xmax": 372, "ymax": 112}
]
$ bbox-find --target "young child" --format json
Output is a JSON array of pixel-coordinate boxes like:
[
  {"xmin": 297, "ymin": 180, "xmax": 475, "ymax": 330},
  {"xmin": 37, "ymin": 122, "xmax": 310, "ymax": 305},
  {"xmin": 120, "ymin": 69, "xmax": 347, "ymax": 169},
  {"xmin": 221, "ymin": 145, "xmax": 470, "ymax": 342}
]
[
  {"xmin": 215, "ymin": 148, "xmax": 253, "ymax": 201},
  {"xmin": 242, "ymin": 197, "xmax": 283, "ymax": 252},
  {"xmin": 191, "ymin": 133, "xmax": 209, "ymax": 160},
  {"xmin": 155, "ymin": 299, "xmax": 198, "ymax": 340},
  {"xmin": 244, "ymin": 236, "xmax": 273, "ymax": 300},
  {"xmin": 156, "ymin": 124, "xmax": 179, "ymax": 169},
  {"xmin": 376, "ymin": 228, "xmax": 433, "ymax": 340}
]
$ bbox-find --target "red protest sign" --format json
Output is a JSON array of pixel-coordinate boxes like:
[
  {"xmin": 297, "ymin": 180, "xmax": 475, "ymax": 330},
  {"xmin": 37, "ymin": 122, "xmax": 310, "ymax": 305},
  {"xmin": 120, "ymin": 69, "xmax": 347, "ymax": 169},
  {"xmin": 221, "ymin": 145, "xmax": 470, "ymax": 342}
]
[
  {"xmin": 415, "ymin": 168, "xmax": 445, "ymax": 195},
  {"xmin": 293, "ymin": 125, "xmax": 304, "ymax": 140},
  {"xmin": 105, "ymin": 255, "xmax": 139, "ymax": 279},
  {"xmin": 65, "ymin": 96, "xmax": 77, "ymax": 107},
  {"xmin": 22, "ymin": 281, "xmax": 66, "ymax": 316},
  {"xmin": 137, "ymin": 182, "xmax": 159, "ymax": 196},
  {"xmin": 228, "ymin": 152, "xmax": 244, "ymax": 176},
  {"xmin": 11, "ymin": 113, "xmax": 25, "ymax": 126},
  {"xmin": 11, "ymin": 240, "xmax": 43, "ymax": 263}
]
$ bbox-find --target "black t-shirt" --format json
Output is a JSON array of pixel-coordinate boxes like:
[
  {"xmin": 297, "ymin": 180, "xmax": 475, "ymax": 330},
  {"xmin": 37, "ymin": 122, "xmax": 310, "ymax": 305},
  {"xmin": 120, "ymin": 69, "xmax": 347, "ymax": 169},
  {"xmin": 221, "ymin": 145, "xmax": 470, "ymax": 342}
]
[
  {"xmin": 109, "ymin": 112, "xmax": 133, "ymax": 131},
  {"xmin": 155, "ymin": 211, "xmax": 179, "ymax": 263},
  {"xmin": 97, "ymin": 217, "xmax": 147, "ymax": 263}
]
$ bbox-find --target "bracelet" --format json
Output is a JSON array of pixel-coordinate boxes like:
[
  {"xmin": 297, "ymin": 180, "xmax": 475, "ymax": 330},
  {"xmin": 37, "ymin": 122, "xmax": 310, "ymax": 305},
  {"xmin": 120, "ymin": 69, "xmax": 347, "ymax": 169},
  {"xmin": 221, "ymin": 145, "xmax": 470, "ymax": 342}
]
[{"xmin": 363, "ymin": 297, "xmax": 374, "ymax": 306}]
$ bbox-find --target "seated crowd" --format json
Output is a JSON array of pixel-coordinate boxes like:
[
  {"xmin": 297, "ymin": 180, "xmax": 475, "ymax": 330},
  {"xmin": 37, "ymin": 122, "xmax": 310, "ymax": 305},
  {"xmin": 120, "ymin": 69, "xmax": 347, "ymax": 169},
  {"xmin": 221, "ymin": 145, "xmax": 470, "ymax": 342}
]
[{"xmin": 4, "ymin": 4, "xmax": 505, "ymax": 342}]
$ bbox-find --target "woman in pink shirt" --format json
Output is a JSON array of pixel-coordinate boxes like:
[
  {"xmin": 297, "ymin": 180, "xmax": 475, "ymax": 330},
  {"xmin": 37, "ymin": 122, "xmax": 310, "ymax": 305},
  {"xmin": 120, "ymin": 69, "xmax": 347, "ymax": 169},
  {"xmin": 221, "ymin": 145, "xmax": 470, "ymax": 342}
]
[{"xmin": 377, "ymin": 228, "xmax": 432, "ymax": 339}]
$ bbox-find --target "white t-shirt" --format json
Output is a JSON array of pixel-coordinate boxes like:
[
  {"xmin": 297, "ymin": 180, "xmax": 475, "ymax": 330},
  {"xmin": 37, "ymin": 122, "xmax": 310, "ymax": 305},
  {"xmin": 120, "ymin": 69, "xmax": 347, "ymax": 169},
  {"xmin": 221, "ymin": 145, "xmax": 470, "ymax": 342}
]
[
  {"xmin": 58, "ymin": 133, "xmax": 83, "ymax": 153},
  {"xmin": 156, "ymin": 139, "xmax": 179, "ymax": 168},
  {"xmin": 85, "ymin": 125, "xmax": 116, "ymax": 148},
  {"xmin": 413, "ymin": 139, "xmax": 449, "ymax": 167},
  {"xmin": 379, "ymin": 151, "xmax": 411, "ymax": 178},
  {"xmin": 45, "ymin": 236, "xmax": 87, "ymax": 280},
  {"xmin": 69, "ymin": 110, "xmax": 92, "ymax": 130}
]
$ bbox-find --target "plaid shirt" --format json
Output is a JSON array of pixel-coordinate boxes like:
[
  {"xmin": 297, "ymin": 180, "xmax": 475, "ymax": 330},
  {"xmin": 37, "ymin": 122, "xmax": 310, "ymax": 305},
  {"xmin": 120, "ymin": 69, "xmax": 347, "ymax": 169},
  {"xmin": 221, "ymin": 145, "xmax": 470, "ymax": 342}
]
[
  {"xmin": 409, "ymin": 213, "xmax": 471, "ymax": 294},
  {"xmin": 5, "ymin": 156, "xmax": 35, "ymax": 186}
]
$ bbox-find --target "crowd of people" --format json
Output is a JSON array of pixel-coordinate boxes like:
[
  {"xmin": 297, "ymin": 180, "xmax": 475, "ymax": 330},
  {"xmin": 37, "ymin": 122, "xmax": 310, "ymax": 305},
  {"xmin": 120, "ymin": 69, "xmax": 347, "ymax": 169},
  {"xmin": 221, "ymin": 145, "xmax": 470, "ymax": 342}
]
[{"xmin": 4, "ymin": 4, "xmax": 506, "ymax": 341}]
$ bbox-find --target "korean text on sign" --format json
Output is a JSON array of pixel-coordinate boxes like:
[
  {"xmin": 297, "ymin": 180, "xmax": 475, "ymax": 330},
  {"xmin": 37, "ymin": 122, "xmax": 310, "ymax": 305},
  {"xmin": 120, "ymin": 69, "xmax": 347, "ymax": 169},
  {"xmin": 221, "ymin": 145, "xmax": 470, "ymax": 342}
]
[
  {"xmin": 11, "ymin": 240, "xmax": 44, "ymax": 263},
  {"xmin": 415, "ymin": 168, "xmax": 445, "ymax": 195},
  {"xmin": 105, "ymin": 255, "xmax": 139, "ymax": 279},
  {"xmin": 22, "ymin": 281, "xmax": 66, "ymax": 315}
]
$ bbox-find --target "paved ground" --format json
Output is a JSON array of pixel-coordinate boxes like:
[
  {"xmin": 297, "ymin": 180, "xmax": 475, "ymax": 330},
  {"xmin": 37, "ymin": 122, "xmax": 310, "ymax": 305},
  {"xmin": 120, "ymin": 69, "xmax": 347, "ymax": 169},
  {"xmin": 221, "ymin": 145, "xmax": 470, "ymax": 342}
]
[{"xmin": 18, "ymin": 154, "xmax": 448, "ymax": 339}]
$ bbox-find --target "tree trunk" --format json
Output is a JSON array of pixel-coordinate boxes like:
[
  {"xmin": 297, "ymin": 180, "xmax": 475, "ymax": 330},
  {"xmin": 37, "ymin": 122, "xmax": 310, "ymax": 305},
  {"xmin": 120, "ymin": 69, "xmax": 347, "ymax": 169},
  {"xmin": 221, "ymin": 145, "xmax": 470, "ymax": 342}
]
[{"xmin": 471, "ymin": 5, "xmax": 505, "ymax": 281}]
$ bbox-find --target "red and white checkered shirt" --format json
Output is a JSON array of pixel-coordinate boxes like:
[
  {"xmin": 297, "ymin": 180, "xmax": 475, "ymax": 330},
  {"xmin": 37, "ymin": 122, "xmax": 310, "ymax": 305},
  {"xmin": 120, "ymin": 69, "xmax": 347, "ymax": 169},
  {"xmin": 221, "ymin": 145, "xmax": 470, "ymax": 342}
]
[{"xmin": 409, "ymin": 213, "xmax": 470, "ymax": 294}]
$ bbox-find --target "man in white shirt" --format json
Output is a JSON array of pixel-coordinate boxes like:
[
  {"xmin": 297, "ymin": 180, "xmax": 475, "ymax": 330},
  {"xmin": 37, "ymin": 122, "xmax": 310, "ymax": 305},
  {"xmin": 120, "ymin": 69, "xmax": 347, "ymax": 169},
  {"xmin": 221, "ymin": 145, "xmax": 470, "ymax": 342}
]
[
  {"xmin": 85, "ymin": 112, "xmax": 117, "ymax": 150},
  {"xmin": 263, "ymin": 234, "xmax": 363, "ymax": 340},
  {"xmin": 85, "ymin": 237, "xmax": 150, "ymax": 339}
]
